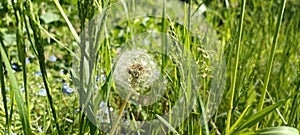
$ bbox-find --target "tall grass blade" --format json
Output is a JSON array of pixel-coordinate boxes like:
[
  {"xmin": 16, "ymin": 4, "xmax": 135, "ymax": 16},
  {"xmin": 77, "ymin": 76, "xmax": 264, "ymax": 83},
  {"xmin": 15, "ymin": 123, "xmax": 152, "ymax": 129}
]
[
  {"xmin": 0, "ymin": 32, "xmax": 11, "ymax": 134},
  {"xmin": 0, "ymin": 40, "xmax": 32, "ymax": 135},
  {"xmin": 156, "ymin": 114, "xmax": 180, "ymax": 135},
  {"xmin": 25, "ymin": 0, "xmax": 62, "ymax": 133},
  {"xmin": 229, "ymin": 105, "xmax": 250, "ymax": 134},
  {"xmin": 12, "ymin": 0, "xmax": 30, "ymax": 120},
  {"xmin": 257, "ymin": 0, "xmax": 287, "ymax": 113},
  {"xmin": 236, "ymin": 101, "xmax": 284, "ymax": 132},
  {"xmin": 226, "ymin": 0, "xmax": 246, "ymax": 134},
  {"xmin": 53, "ymin": 0, "xmax": 80, "ymax": 43},
  {"xmin": 197, "ymin": 95, "xmax": 209, "ymax": 135}
]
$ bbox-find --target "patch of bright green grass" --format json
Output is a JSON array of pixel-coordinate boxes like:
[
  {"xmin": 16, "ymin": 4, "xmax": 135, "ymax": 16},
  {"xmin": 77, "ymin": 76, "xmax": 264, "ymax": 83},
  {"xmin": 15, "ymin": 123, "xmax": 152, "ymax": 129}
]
[{"xmin": 0, "ymin": 0, "xmax": 299, "ymax": 134}]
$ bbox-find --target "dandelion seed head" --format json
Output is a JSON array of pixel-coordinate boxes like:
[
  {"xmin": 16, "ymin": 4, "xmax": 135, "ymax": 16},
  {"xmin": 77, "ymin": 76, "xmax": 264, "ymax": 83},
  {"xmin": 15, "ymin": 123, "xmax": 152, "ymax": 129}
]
[{"xmin": 113, "ymin": 49, "xmax": 159, "ymax": 96}]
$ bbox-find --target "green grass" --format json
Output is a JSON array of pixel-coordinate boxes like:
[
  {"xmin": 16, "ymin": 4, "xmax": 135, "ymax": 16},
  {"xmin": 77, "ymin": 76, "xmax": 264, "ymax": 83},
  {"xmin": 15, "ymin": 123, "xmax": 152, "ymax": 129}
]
[{"xmin": 0, "ymin": 0, "xmax": 300, "ymax": 134}]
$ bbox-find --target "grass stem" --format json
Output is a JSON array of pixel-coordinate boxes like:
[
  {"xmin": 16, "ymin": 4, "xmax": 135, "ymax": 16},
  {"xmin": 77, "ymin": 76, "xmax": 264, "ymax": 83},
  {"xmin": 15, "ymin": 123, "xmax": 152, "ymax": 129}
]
[{"xmin": 226, "ymin": 0, "xmax": 246, "ymax": 134}]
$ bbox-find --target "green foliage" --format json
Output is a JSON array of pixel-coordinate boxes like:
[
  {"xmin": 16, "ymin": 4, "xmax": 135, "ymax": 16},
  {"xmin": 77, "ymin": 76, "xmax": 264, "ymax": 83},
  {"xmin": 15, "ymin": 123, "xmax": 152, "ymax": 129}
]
[{"xmin": 0, "ymin": 0, "xmax": 299, "ymax": 134}]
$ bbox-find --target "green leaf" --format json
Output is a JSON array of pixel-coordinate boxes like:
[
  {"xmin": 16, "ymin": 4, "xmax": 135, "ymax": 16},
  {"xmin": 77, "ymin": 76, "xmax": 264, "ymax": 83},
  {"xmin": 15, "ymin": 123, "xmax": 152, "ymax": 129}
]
[
  {"xmin": 40, "ymin": 12, "xmax": 60, "ymax": 24},
  {"xmin": 0, "ymin": 39, "xmax": 32, "ymax": 134},
  {"xmin": 156, "ymin": 114, "xmax": 180, "ymax": 135},
  {"xmin": 240, "ymin": 126, "xmax": 299, "ymax": 135},
  {"xmin": 236, "ymin": 101, "xmax": 284, "ymax": 131},
  {"xmin": 230, "ymin": 105, "xmax": 251, "ymax": 133},
  {"xmin": 3, "ymin": 34, "xmax": 16, "ymax": 45}
]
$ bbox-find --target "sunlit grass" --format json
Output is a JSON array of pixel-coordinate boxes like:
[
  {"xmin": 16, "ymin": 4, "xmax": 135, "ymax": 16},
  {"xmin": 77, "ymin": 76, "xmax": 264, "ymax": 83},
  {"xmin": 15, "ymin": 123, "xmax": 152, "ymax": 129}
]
[{"xmin": 0, "ymin": 0, "xmax": 299, "ymax": 134}]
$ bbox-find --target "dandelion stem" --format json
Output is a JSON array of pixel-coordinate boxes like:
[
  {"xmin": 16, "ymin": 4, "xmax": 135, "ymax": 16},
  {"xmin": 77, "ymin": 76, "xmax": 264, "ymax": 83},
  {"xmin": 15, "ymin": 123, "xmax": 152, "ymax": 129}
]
[{"xmin": 109, "ymin": 92, "xmax": 131, "ymax": 135}]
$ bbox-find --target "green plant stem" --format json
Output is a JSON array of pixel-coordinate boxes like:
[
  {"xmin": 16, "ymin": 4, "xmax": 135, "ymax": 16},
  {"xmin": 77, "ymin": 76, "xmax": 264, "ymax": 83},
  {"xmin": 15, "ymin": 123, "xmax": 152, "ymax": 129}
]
[
  {"xmin": 25, "ymin": 0, "xmax": 62, "ymax": 133},
  {"xmin": 257, "ymin": 0, "xmax": 287, "ymax": 128},
  {"xmin": 12, "ymin": 0, "xmax": 30, "ymax": 119},
  {"xmin": 226, "ymin": 0, "xmax": 246, "ymax": 134},
  {"xmin": 53, "ymin": 0, "xmax": 80, "ymax": 43}
]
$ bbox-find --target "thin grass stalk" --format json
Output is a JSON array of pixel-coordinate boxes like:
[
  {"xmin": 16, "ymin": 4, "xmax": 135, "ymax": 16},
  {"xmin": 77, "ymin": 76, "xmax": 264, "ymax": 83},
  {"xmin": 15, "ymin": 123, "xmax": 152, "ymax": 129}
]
[
  {"xmin": 22, "ymin": 9, "xmax": 38, "ymax": 57},
  {"xmin": 257, "ymin": 0, "xmax": 287, "ymax": 128},
  {"xmin": 266, "ymin": 91, "xmax": 287, "ymax": 125},
  {"xmin": 229, "ymin": 105, "xmax": 250, "ymax": 133},
  {"xmin": 226, "ymin": 0, "xmax": 246, "ymax": 134},
  {"xmin": 185, "ymin": 0, "xmax": 194, "ymax": 134},
  {"xmin": 38, "ymin": 47, "xmax": 62, "ymax": 134},
  {"xmin": 198, "ymin": 94, "xmax": 209, "ymax": 135},
  {"xmin": 161, "ymin": 0, "xmax": 167, "ymax": 73},
  {"xmin": 156, "ymin": 114, "xmax": 180, "ymax": 135},
  {"xmin": 12, "ymin": 0, "xmax": 30, "ymax": 121},
  {"xmin": 53, "ymin": 0, "xmax": 80, "ymax": 43}
]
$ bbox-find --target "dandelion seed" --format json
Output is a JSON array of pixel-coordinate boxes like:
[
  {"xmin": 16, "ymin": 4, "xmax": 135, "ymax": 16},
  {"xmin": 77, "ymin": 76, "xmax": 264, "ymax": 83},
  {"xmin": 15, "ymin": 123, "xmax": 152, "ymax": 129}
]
[
  {"xmin": 199, "ymin": 4, "xmax": 207, "ymax": 14},
  {"xmin": 112, "ymin": 49, "xmax": 165, "ymax": 106},
  {"xmin": 114, "ymin": 50, "xmax": 159, "ymax": 92}
]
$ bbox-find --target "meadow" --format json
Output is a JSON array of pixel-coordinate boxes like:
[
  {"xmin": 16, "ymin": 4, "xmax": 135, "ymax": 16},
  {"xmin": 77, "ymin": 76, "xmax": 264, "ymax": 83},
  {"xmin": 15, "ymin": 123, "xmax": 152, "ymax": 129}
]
[{"xmin": 0, "ymin": 0, "xmax": 299, "ymax": 134}]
